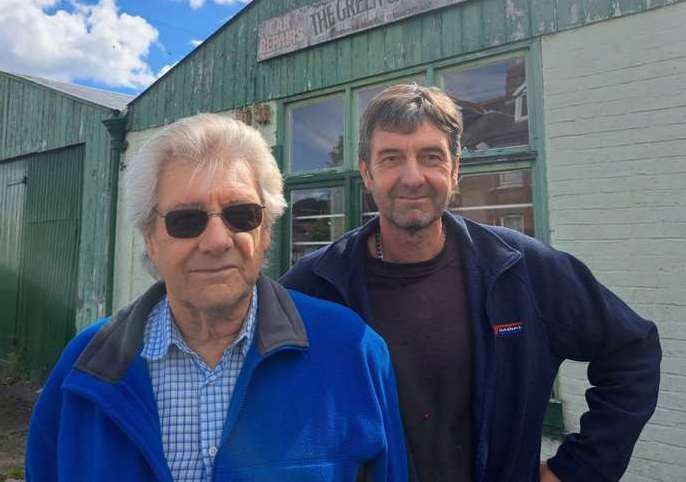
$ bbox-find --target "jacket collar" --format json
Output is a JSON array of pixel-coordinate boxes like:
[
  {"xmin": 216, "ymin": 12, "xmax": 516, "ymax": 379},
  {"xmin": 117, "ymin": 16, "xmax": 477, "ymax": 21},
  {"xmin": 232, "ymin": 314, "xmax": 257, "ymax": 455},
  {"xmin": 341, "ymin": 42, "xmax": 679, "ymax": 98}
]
[
  {"xmin": 310, "ymin": 212, "xmax": 523, "ymax": 300},
  {"xmin": 75, "ymin": 276, "xmax": 309, "ymax": 383}
]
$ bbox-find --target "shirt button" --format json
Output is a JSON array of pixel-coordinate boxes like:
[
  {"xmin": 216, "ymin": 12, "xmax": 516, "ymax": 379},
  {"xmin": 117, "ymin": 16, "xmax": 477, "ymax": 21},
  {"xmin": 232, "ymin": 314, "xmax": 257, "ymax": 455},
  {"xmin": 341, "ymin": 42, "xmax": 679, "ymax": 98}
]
[
  {"xmin": 208, "ymin": 446, "xmax": 218, "ymax": 457},
  {"xmin": 422, "ymin": 411, "xmax": 431, "ymax": 421}
]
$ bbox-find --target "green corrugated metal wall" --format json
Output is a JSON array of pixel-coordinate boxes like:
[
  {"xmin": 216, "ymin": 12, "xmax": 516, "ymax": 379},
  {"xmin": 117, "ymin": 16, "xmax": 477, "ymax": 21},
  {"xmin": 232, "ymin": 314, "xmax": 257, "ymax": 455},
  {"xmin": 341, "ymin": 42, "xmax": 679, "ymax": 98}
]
[
  {"xmin": 0, "ymin": 159, "xmax": 26, "ymax": 356},
  {"xmin": 127, "ymin": 0, "xmax": 681, "ymax": 132},
  {"xmin": 0, "ymin": 72, "xmax": 118, "ymax": 338}
]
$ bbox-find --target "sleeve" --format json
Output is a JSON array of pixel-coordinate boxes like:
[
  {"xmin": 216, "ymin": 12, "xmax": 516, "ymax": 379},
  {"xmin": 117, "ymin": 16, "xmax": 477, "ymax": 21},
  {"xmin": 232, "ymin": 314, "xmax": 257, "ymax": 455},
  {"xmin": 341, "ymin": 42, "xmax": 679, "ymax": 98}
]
[
  {"xmin": 25, "ymin": 355, "xmax": 68, "ymax": 482},
  {"xmin": 280, "ymin": 258, "xmax": 345, "ymax": 306},
  {"xmin": 279, "ymin": 258, "xmax": 320, "ymax": 295},
  {"xmin": 25, "ymin": 322, "xmax": 103, "ymax": 482},
  {"xmin": 533, "ymin": 250, "xmax": 661, "ymax": 482},
  {"xmin": 363, "ymin": 330, "xmax": 409, "ymax": 482}
]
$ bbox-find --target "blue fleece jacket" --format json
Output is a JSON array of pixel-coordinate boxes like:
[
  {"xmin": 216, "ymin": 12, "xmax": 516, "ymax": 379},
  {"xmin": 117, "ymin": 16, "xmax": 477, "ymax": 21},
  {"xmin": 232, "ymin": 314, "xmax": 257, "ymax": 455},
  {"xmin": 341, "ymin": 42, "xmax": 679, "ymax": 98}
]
[
  {"xmin": 280, "ymin": 214, "xmax": 662, "ymax": 482},
  {"xmin": 26, "ymin": 278, "xmax": 408, "ymax": 482}
]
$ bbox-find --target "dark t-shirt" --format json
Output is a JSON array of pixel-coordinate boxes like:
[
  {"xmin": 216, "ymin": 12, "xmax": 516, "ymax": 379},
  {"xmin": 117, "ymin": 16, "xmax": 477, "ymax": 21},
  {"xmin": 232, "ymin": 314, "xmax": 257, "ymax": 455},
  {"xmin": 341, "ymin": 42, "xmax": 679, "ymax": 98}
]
[{"xmin": 366, "ymin": 233, "xmax": 473, "ymax": 482}]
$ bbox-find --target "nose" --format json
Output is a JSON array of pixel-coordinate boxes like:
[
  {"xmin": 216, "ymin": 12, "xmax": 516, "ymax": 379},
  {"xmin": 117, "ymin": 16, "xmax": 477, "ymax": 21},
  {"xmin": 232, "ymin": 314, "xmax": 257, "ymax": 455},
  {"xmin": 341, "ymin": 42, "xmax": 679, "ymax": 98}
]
[
  {"xmin": 399, "ymin": 157, "xmax": 425, "ymax": 189},
  {"xmin": 198, "ymin": 213, "xmax": 234, "ymax": 254}
]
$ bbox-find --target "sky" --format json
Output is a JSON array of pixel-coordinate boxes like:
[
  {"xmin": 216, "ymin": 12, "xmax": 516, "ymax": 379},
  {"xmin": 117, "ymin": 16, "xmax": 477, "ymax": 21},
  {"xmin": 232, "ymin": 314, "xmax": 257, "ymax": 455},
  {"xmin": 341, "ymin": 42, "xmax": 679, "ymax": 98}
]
[{"xmin": 0, "ymin": 0, "xmax": 253, "ymax": 97}]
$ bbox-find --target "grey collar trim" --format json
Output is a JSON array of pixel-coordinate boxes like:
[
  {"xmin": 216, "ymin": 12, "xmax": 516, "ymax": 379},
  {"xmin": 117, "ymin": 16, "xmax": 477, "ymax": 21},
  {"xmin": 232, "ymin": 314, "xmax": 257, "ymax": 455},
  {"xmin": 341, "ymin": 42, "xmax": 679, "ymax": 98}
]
[{"xmin": 75, "ymin": 277, "xmax": 309, "ymax": 383}]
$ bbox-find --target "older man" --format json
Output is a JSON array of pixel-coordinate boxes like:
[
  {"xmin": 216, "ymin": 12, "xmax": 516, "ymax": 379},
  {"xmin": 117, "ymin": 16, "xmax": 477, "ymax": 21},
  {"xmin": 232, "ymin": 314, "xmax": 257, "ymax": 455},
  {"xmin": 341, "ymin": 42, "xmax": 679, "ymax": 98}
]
[
  {"xmin": 281, "ymin": 84, "xmax": 661, "ymax": 482},
  {"xmin": 26, "ymin": 114, "xmax": 407, "ymax": 482}
]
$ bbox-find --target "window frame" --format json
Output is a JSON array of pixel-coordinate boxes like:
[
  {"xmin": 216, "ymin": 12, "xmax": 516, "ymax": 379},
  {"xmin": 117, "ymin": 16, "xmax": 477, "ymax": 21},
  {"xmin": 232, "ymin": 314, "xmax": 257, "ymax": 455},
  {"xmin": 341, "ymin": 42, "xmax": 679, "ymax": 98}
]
[{"xmin": 278, "ymin": 41, "xmax": 549, "ymax": 271}]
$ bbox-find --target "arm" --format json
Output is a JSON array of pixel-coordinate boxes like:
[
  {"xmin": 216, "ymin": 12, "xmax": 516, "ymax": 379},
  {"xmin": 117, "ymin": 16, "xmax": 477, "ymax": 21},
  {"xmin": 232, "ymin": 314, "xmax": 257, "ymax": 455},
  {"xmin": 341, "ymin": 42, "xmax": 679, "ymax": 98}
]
[
  {"xmin": 25, "ymin": 369, "xmax": 64, "ymax": 482},
  {"xmin": 25, "ymin": 321, "xmax": 104, "ymax": 482},
  {"xmin": 363, "ymin": 330, "xmax": 409, "ymax": 482},
  {"xmin": 532, "ymin": 250, "xmax": 661, "ymax": 482}
]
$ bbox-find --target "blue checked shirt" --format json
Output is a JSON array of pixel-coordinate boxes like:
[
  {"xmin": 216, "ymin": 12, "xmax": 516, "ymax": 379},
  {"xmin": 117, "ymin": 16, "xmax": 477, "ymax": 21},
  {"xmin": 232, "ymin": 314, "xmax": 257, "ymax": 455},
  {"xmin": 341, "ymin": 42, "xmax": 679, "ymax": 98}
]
[{"xmin": 141, "ymin": 287, "xmax": 257, "ymax": 482}]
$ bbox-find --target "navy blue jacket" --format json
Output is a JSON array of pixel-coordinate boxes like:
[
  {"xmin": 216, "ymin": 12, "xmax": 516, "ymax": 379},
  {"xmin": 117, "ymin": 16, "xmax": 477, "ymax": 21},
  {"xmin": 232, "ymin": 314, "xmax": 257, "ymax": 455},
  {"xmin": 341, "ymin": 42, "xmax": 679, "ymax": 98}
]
[
  {"xmin": 26, "ymin": 277, "xmax": 408, "ymax": 482},
  {"xmin": 281, "ymin": 214, "xmax": 661, "ymax": 482}
]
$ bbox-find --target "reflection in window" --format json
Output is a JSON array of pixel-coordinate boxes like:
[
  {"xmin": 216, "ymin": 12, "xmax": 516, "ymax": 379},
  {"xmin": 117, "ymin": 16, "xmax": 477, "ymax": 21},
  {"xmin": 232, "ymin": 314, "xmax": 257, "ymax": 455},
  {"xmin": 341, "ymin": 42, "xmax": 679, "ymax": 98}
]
[
  {"xmin": 290, "ymin": 187, "xmax": 345, "ymax": 264},
  {"xmin": 288, "ymin": 95, "xmax": 344, "ymax": 173},
  {"xmin": 496, "ymin": 170, "xmax": 525, "ymax": 189},
  {"xmin": 361, "ymin": 191, "xmax": 378, "ymax": 225},
  {"xmin": 500, "ymin": 214, "xmax": 524, "ymax": 232},
  {"xmin": 450, "ymin": 170, "xmax": 534, "ymax": 236},
  {"xmin": 440, "ymin": 57, "xmax": 529, "ymax": 152}
]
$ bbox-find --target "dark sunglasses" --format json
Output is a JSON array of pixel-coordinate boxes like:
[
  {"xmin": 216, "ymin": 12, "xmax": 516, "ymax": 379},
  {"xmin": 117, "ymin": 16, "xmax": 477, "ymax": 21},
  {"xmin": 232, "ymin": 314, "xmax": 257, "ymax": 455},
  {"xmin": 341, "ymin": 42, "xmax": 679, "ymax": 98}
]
[{"xmin": 156, "ymin": 203, "xmax": 265, "ymax": 238}]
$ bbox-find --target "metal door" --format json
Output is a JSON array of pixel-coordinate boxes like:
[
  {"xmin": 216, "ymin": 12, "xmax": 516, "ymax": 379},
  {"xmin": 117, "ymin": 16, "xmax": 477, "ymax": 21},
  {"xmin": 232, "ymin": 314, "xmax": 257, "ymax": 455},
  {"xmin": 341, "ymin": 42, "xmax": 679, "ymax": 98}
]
[{"xmin": 0, "ymin": 159, "xmax": 27, "ymax": 359}]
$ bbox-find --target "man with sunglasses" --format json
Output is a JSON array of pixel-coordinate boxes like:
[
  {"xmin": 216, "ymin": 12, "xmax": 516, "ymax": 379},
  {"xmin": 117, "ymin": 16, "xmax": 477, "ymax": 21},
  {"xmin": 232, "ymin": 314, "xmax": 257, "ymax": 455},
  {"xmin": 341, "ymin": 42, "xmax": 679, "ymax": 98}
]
[
  {"xmin": 281, "ymin": 84, "xmax": 661, "ymax": 482},
  {"xmin": 26, "ymin": 114, "xmax": 407, "ymax": 482}
]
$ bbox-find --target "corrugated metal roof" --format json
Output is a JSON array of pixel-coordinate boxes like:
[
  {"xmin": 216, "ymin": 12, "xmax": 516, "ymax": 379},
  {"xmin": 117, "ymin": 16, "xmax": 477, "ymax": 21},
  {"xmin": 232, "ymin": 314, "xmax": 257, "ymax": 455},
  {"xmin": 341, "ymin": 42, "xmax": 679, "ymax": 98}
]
[{"xmin": 9, "ymin": 72, "xmax": 134, "ymax": 111}]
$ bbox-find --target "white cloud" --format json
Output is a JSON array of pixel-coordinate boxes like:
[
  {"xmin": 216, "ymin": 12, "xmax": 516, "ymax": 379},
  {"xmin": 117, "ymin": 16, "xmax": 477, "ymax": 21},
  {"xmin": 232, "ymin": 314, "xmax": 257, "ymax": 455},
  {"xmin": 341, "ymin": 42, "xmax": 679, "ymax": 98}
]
[
  {"xmin": 187, "ymin": 0, "xmax": 252, "ymax": 10},
  {"xmin": 157, "ymin": 62, "xmax": 177, "ymax": 78},
  {"xmin": 190, "ymin": 39, "xmax": 203, "ymax": 47},
  {"xmin": 0, "ymin": 0, "xmax": 159, "ymax": 89}
]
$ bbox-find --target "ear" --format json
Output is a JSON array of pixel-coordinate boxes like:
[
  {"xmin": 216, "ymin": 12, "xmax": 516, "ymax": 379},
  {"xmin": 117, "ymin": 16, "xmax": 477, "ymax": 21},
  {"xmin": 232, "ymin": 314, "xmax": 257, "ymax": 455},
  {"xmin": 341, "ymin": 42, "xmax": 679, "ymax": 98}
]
[
  {"xmin": 359, "ymin": 158, "xmax": 373, "ymax": 191},
  {"xmin": 143, "ymin": 227, "xmax": 158, "ymax": 265}
]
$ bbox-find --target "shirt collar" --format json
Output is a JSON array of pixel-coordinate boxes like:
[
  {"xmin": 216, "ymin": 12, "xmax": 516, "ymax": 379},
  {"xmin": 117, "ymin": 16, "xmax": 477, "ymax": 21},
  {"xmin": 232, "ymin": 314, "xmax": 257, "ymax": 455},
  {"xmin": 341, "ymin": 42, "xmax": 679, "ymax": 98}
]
[{"xmin": 141, "ymin": 286, "xmax": 258, "ymax": 362}]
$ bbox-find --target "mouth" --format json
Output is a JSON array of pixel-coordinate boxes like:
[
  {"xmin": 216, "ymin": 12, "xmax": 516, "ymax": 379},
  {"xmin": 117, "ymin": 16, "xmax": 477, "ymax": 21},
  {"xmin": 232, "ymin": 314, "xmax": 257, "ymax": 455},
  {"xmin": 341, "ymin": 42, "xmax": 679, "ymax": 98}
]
[{"xmin": 191, "ymin": 265, "xmax": 238, "ymax": 274}]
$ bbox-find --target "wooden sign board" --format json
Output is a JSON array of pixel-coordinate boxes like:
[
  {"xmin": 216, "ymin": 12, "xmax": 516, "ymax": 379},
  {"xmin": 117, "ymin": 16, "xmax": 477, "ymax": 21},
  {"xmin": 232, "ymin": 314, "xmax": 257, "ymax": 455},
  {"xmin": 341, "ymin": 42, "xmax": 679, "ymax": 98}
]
[{"xmin": 258, "ymin": 0, "xmax": 470, "ymax": 61}]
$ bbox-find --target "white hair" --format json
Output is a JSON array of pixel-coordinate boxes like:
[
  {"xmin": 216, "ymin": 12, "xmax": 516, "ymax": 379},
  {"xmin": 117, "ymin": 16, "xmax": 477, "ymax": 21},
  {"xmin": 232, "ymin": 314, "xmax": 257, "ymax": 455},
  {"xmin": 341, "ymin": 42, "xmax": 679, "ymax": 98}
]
[{"xmin": 125, "ymin": 113, "xmax": 287, "ymax": 276}]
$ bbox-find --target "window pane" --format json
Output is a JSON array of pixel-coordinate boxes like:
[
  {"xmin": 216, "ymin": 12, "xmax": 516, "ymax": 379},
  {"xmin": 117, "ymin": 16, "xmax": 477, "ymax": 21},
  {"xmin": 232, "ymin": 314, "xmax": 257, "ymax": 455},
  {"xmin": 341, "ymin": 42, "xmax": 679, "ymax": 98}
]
[
  {"xmin": 290, "ymin": 187, "xmax": 345, "ymax": 264},
  {"xmin": 361, "ymin": 191, "xmax": 378, "ymax": 225},
  {"xmin": 450, "ymin": 170, "xmax": 534, "ymax": 236},
  {"xmin": 289, "ymin": 95, "xmax": 344, "ymax": 173},
  {"xmin": 441, "ymin": 57, "xmax": 529, "ymax": 152}
]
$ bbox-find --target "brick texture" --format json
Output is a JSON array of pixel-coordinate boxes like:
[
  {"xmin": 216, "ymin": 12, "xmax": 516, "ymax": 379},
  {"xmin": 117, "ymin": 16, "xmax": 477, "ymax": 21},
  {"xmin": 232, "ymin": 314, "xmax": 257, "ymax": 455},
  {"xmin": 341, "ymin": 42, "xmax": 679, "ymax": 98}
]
[{"xmin": 540, "ymin": 3, "xmax": 686, "ymax": 480}]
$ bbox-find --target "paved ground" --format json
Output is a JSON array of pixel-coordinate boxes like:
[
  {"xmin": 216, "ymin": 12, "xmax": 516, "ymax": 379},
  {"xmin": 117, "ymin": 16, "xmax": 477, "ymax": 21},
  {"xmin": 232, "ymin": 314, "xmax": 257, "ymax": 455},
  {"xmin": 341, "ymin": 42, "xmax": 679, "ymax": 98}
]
[{"xmin": 0, "ymin": 377, "xmax": 38, "ymax": 481}]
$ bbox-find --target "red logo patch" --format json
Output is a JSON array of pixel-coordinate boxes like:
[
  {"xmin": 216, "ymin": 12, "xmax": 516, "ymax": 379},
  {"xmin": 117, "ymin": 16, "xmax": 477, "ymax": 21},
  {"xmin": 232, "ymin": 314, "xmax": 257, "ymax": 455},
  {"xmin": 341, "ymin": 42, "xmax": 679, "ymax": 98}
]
[{"xmin": 493, "ymin": 322, "xmax": 524, "ymax": 336}]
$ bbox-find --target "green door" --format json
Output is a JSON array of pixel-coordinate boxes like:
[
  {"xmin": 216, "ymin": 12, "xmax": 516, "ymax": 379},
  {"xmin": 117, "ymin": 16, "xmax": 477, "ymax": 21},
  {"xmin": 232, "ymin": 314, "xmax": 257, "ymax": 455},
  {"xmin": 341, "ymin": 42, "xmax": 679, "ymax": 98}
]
[
  {"xmin": 10, "ymin": 145, "xmax": 83, "ymax": 377},
  {"xmin": 0, "ymin": 159, "xmax": 27, "ymax": 359}
]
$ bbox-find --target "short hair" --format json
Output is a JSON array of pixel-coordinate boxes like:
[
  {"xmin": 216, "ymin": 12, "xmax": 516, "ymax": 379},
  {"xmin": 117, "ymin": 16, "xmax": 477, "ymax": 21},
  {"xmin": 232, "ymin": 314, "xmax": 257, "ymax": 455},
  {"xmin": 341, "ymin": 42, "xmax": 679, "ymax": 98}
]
[
  {"xmin": 358, "ymin": 84, "xmax": 463, "ymax": 164},
  {"xmin": 126, "ymin": 113, "xmax": 287, "ymax": 276}
]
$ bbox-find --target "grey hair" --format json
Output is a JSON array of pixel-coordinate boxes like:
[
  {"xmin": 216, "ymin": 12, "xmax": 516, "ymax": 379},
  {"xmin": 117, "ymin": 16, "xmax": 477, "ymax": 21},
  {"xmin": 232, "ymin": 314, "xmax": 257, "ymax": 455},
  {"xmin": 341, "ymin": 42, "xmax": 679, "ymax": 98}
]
[{"xmin": 125, "ymin": 113, "xmax": 287, "ymax": 276}]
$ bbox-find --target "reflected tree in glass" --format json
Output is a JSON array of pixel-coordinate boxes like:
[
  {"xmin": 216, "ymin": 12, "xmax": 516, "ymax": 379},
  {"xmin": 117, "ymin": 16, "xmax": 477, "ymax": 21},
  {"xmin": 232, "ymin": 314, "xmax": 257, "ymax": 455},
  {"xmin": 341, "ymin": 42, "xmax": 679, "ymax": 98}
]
[{"xmin": 289, "ymin": 95, "xmax": 345, "ymax": 173}]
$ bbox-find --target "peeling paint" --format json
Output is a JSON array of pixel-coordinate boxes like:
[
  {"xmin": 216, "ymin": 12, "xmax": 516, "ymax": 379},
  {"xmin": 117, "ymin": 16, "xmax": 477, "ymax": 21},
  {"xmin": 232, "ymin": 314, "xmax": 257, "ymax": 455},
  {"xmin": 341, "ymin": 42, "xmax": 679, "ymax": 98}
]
[
  {"xmin": 569, "ymin": 4, "xmax": 581, "ymax": 25},
  {"xmin": 506, "ymin": 0, "xmax": 526, "ymax": 19}
]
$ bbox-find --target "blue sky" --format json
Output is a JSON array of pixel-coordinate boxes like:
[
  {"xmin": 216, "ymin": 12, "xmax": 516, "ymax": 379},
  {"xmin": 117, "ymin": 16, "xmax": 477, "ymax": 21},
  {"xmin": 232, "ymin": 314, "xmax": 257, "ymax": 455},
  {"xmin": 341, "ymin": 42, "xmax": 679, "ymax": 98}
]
[{"xmin": 0, "ymin": 0, "xmax": 253, "ymax": 97}]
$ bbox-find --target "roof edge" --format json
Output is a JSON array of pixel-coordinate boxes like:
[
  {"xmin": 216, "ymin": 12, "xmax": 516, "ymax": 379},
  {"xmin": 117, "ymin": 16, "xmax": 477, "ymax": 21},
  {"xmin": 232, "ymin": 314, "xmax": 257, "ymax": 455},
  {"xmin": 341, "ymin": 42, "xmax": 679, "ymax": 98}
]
[{"xmin": 0, "ymin": 70, "xmax": 131, "ymax": 113}]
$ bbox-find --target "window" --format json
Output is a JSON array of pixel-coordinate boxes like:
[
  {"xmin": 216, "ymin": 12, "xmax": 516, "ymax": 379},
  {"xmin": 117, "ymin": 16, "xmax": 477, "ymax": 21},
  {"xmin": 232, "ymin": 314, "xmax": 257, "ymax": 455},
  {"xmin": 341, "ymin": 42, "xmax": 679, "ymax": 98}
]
[
  {"xmin": 440, "ymin": 56, "xmax": 529, "ymax": 152},
  {"xmin": 287, "ymin": 94, "xmax": 345, "ymax": 173},
  {"xmin": 289, "ymin": 186, "xmax": 346, "ymax": 264},
  {"xmin": 279, "ymin": 49, "xmax": 541, "ymax": 274}
]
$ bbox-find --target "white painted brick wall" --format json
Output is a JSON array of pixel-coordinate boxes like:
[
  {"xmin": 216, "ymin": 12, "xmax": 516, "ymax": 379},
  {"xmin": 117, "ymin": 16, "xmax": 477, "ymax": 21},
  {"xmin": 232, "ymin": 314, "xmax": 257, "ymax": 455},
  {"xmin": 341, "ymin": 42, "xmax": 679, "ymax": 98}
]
[{"xmin": 541, "ymin": 3, "xmax": 686, "ymax": 480}]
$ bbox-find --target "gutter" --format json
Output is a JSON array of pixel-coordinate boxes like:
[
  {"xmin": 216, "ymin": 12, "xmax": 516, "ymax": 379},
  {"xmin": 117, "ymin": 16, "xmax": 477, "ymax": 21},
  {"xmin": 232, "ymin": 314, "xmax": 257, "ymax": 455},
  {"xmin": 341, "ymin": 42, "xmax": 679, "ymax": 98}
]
[{"xmin": 102, "ymin": 113, "xmax": 128, "ymax": 315}]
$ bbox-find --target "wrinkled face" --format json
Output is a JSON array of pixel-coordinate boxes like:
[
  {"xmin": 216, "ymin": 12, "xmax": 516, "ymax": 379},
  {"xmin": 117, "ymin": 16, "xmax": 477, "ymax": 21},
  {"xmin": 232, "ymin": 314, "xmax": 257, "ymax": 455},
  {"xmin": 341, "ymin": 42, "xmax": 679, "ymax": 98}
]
[
  {"xmin": 145, "ymin": 159, "xmax": 267, "ymax": 315},
  {"xmin": 360, "ymin": 121, "xmax": 458, "ymax": 232}
]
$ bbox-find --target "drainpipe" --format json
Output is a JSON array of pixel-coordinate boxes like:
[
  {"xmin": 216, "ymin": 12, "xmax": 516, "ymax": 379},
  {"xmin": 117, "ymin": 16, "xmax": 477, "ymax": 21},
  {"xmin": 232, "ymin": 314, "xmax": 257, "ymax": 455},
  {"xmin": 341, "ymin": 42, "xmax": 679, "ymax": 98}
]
[{"xmin": 102, "ymin": 112, "xmax": 127, "ymax": 315}]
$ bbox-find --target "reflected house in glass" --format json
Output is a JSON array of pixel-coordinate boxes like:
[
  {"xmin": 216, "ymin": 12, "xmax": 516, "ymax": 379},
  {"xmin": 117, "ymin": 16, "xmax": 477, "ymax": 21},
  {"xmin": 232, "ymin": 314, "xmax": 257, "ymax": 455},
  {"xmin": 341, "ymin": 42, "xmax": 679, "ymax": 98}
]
[
  {"xmin": 108, "ymin": 1, "xmax": 685, "ymax": 479},
  {"xmin": 444, "ymin": 58, "xmax": 528, "ymax": 151}
]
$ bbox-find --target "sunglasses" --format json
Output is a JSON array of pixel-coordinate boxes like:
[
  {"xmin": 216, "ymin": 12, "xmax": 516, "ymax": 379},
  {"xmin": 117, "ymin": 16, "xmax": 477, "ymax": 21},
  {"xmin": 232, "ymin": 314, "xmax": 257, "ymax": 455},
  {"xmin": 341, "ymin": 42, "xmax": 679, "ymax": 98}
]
[{"xmin": 155, "ymin": 203, "xmax": 265, "ymax": 238}]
